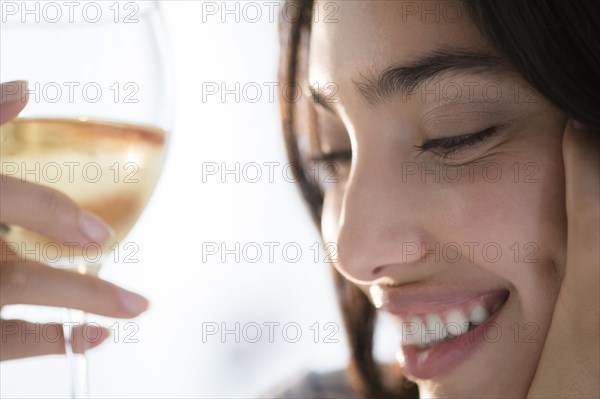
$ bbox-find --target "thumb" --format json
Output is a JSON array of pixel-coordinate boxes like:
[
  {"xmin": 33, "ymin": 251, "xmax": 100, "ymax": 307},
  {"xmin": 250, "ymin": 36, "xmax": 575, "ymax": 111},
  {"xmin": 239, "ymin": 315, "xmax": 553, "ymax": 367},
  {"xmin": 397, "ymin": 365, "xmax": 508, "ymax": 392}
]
[
  {"xmin": 561, "ymin": 119, "xmax": 599, "ymax": 322},
  {"xmin": 0, "ymin": 81, "xmax": 29, "ymax": 125},
  {"xmin": 526, "ymin": 122, "xmax": 599, "ymax": 398}
]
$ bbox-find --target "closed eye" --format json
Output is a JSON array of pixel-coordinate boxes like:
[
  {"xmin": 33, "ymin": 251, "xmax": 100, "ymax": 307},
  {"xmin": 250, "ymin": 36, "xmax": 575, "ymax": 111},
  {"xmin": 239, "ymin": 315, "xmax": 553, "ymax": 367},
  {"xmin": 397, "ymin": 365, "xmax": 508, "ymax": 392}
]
[
  {"xmin": 311, "ymin": 149, "xmax": 352, "ymax": 163},
  {"xmin": 414, "ymin": 125, "xmax": 501, "ymax": 159}
]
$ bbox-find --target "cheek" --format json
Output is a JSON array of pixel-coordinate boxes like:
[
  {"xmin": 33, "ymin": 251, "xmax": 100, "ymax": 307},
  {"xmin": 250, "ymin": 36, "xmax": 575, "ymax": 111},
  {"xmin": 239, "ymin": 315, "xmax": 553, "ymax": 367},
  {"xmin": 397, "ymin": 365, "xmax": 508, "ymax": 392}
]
[{"xmin": 446, "ymin": 147, "xmax": 567, "ymax": 310}]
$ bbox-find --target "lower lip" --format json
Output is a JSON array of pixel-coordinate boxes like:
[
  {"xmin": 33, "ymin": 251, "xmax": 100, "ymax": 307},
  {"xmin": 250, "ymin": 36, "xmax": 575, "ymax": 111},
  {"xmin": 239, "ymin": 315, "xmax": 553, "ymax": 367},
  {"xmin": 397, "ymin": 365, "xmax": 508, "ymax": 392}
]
[{"xmin": 398, "ymin": 302, "xmax": 506, "ymax": 380}]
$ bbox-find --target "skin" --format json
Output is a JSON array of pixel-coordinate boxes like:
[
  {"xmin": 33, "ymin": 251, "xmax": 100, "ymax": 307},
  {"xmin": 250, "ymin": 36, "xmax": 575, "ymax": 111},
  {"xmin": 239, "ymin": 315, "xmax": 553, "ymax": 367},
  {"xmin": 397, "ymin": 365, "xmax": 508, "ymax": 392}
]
[
  {"xmin": 307, "ymin": 1, "xmax": 598, "ymax": 397},
  {"xmin": 0, "ymin": 81, "xmax": 150, "ymax": 361}
]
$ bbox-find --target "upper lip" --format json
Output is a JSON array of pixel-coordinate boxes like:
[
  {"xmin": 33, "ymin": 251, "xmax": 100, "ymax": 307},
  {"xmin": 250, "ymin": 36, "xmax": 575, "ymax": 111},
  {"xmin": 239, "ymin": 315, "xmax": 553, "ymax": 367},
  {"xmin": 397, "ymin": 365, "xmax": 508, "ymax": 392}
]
[{"xmin": 371, "ymin": 284, "xmax": 510, "ymax": 319}]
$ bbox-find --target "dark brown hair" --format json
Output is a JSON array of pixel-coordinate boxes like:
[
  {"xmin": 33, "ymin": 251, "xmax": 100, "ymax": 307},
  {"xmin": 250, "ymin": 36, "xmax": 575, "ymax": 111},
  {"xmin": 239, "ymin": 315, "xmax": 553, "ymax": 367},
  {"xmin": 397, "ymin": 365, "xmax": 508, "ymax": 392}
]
[{"xmin": 278, "ymin": 1, "xmax": 599, "ymax": 397}]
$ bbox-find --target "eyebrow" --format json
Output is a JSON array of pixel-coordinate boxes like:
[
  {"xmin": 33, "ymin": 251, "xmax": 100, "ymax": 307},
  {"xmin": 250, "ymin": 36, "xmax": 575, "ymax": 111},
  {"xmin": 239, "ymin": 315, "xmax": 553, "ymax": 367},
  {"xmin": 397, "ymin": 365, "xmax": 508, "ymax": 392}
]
[{"xmin": 353, "ymin": 49, "xmax": 507, "ymax": 106}]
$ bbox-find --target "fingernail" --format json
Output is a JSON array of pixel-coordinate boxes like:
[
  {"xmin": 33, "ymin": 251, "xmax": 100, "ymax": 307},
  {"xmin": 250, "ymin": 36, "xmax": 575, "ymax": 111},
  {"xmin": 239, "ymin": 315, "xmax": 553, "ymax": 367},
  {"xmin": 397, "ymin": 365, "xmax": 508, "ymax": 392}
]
[
  {"xmin": 79, "ymin": 210, "xmax": 114, "ymax": 244},
  {"xmin": 120, "ymin": 291, "xmax": 149, "ymax": 314},
  {"xmin": 571, "ymin": 119, "xmax": 587, "ymax": 130},
  {"xmin": 1, "ymin": 80, "xmax": 28, "ymax": 104}
]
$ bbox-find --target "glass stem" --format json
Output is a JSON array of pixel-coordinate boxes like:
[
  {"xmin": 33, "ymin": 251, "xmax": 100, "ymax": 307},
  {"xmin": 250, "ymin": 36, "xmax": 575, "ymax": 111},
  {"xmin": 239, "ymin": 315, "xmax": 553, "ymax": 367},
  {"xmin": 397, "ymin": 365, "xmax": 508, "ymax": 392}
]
[{"xmin": 62, "ymin": 307, "xmax": 89, "ymax": 399}]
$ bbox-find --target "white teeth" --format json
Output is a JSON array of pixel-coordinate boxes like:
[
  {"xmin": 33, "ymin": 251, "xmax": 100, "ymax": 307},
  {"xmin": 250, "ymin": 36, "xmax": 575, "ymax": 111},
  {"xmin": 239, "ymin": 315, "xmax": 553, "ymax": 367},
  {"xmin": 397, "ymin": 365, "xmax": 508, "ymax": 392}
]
[
  {"xmin": 402, "ymin": 317, "xmax": 424, "ymax": 346},
  {"xmin": 425, "ymin": 314, "xmax": 447, "ymax": 344},
  {"xmin": 396, "ymin": 300, "xmax": 498, "ymax": 348},
  {"xmin": 445, "ymin": 309, "xmax": 470, "ymax": 337},
  {"xmin": 404, "ymin": 337, "xmax": 423, "ymax": 347},
  {"xmin": 469, "ymin": 304, "xmax": 489, "ymax": 325}
]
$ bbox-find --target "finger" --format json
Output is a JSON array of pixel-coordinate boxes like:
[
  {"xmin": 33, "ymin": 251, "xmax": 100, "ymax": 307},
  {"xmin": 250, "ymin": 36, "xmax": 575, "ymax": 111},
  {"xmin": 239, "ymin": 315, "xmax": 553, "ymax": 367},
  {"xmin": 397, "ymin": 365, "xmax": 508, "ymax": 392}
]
[
  {"xmin": 0, "ymin": 259, "xmax": 149, "ymax": 317},
  {"xmin": 0, "ymin": 81, "xmax": 28, "ymax": 125},
  {"xmin": 0, "ymin": 319, "xmax": 110, "ymax": 361},
  {"xmin": 561, "ymin": 120, "xmax": 600, "ymax": 319},
  {"xmin": 0, "ymin": 175, "xmax": 113, "ymax": 246}
]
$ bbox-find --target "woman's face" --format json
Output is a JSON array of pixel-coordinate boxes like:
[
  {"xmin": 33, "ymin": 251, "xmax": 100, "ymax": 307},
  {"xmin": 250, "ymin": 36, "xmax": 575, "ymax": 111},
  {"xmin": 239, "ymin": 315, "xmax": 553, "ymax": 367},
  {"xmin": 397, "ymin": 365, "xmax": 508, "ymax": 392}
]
[{"xmin": 308, "ymin": 1, "xmax": 568, "ymax": 397}]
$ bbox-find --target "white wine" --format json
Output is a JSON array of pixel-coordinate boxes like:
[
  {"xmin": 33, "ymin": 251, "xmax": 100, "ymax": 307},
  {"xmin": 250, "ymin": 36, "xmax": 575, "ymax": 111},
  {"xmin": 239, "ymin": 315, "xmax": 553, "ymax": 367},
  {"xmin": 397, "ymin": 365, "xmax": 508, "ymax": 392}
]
[{"xmin": 1, "ymin": 118, "xmax": 167, "ymax": 271}]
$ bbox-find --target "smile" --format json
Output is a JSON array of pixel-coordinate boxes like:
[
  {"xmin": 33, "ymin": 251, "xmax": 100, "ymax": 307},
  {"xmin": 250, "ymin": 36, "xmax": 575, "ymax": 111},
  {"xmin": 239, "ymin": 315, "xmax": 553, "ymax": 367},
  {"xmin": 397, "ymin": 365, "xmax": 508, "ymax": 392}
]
[
  {"xmin": 397, "ymin": 291, "xmax": 508, "ymax": 349},
  {"xmin": 372, "ymin": 285, "xmax": 510, "ymax": 379}
]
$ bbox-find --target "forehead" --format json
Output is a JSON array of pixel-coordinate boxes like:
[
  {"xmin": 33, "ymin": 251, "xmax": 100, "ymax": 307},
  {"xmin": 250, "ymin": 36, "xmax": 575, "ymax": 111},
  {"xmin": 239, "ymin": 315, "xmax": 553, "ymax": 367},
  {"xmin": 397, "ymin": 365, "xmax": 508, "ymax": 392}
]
[{"xmin": 308, "ymin": 1, "xmax": 491, "ymax": 85}]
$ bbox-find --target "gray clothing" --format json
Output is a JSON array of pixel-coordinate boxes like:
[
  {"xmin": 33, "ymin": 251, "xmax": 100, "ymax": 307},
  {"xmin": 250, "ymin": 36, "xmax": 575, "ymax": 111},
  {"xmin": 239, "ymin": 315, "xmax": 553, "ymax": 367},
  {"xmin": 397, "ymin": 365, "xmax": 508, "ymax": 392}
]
[{"xmin": 263, "ymin": 369, "xmax": 359, "ymax": 399}]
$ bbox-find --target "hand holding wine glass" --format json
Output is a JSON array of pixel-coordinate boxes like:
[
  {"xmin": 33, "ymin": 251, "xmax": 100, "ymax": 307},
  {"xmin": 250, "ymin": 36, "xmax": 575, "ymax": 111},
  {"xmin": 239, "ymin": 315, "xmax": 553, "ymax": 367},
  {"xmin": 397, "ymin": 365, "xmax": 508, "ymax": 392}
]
[
  {"xmin": 0, "ymin": 2, "xmax": 171, "ymax": 397},
  {"xmin": 0, "ymin": 81, "xmax": 150, "ymax": 361}
]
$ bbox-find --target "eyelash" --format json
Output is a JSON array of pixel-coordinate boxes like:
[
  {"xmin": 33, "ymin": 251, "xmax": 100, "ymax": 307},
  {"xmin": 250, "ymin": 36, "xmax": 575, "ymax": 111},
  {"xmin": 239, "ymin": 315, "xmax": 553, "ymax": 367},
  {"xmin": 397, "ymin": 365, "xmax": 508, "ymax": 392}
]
[
  {"xmin": 311, "ymin": 150, "xmax": 352, "ymax": 163},
  {"xmin": 414, "ymin": 126, "xmax": 500, "ymax": 159},
  {"xmin": 311, "ymin": 125, "xmax": 500, "ymax": 163}
]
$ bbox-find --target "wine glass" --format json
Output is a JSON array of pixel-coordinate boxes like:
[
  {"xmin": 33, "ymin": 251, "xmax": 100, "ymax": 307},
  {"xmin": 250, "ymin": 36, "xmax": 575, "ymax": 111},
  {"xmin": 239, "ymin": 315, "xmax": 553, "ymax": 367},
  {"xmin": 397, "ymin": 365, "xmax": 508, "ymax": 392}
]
[{"xmin": 0, "ymin": 1, "xmax": 172, "ymax": 397}]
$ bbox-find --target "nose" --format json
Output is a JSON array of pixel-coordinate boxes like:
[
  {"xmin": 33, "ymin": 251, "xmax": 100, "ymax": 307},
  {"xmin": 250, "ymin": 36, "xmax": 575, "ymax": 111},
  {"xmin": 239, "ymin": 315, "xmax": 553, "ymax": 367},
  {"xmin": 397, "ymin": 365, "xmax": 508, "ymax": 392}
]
[{"xmin": 324, "ymin": 145, "xmax": 435, "ymax": 285}]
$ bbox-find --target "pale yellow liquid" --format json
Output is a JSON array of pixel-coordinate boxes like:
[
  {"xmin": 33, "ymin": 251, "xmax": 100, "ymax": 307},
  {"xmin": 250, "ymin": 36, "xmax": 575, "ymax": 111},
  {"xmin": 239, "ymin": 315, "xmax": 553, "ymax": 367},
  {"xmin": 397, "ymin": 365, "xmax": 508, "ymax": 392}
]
[{"xmin": 0, "ymin": 118, "xmax": 167, "ymax": 272}]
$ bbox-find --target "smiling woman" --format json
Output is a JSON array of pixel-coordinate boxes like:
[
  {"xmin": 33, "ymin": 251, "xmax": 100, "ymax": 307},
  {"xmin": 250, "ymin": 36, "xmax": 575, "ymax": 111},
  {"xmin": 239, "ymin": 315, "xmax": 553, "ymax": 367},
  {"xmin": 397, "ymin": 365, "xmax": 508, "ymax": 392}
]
[{"xmin": 279, "ymin": 1, "xmax": 599, "ymax": 398}]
